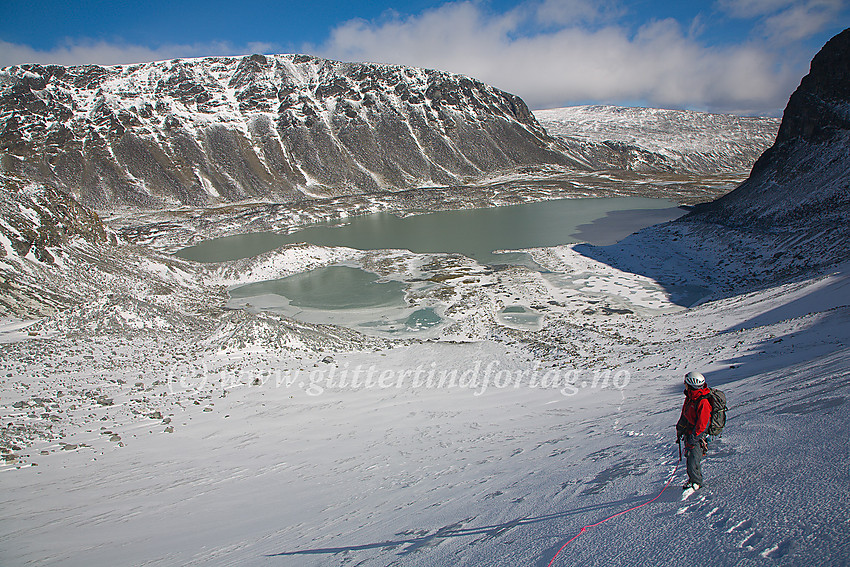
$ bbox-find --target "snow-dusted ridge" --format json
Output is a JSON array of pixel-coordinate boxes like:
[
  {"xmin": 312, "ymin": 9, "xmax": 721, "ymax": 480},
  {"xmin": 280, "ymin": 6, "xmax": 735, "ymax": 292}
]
[
  {"xmin": 0, "ymin": 54, "xmax": 781, "ymax": 211},
  {"xmin": 0, "ymin": 54, "xmax": 574, "ymax": 207},
  {"xmin": 535, "ymin": 105, "xmax": 780, "ymax": 174}
]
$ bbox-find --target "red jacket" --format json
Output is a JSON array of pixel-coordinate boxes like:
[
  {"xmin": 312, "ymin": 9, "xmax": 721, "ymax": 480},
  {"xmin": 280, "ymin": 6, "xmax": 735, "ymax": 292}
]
[{"xmin": 681, "ymin": 387, "xmax": 712, "ymax": 437}]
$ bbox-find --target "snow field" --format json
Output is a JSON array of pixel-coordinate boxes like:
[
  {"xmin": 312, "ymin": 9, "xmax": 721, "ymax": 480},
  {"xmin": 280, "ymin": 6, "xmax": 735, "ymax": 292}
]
[{"xmin": 1, "ymin": 258, "xmax": 848, "ymax": 565}]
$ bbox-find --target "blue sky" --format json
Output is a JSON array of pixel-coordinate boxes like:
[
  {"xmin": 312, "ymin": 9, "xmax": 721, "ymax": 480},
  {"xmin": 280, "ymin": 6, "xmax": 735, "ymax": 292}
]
[{"xmin": 2, "ymin": 0, "xmax": 847, "ymax": 114}]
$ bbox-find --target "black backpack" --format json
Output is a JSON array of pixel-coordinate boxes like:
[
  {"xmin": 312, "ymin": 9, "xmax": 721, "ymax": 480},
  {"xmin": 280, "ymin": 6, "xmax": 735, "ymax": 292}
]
[{"xmin": 698, "ymin": 388, "xmax": 728, "ymax": 437}]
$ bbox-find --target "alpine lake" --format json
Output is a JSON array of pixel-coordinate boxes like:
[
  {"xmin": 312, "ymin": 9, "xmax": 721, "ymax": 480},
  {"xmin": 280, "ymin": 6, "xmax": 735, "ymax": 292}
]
[{"xmin": 176, "ymin": 197, "xmax": 690, "ymax": 336}]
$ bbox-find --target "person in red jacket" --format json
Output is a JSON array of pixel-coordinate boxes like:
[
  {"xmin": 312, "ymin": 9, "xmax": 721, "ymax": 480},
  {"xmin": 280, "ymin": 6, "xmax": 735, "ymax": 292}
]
[{"xmin": 676, "ymin": 371, "xmax": 712, "ymax": 490}]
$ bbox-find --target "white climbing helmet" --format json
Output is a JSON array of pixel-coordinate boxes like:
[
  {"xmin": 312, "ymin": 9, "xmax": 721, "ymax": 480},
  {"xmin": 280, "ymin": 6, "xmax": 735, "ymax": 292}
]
[{"xmin": 684, "ymin": 371, "xmax": 706, "ymax": 388}]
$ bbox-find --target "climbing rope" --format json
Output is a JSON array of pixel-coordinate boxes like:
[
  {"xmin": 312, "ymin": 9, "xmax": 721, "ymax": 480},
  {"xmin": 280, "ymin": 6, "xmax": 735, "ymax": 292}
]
[{"xmin": 546, "ymin": 456, "xmax": 681, "ymax": 566}]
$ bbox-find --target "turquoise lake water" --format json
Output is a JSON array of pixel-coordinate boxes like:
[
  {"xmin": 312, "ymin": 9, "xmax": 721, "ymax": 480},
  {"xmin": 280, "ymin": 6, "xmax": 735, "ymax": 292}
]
[
  {"xmin": 189, "ymin": 197, "xmax": 689, "ymax": 335},
  {"xmin": 176, "ymin": 197, "xmax": 685, "ymax": 263}
]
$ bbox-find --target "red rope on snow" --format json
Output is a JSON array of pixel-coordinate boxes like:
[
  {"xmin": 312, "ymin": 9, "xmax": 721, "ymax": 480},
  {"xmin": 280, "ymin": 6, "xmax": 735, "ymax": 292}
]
[{"xmin": 546, "ymin": 459, "xmax": 681, "ymax": 567}]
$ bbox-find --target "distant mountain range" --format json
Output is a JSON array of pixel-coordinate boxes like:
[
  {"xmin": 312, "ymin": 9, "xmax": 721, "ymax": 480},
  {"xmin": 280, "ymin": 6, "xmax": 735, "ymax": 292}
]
[
  {"xmin": 534, "ymin": 105, "xmax": 779, "ymax": 174},
  {"xmin": 0, "ymin": 53, "xmax": 779, "ymax": 210},
  {"xmin": 0, "ymin": 55, "xmax": 576, "ymax": 208}
]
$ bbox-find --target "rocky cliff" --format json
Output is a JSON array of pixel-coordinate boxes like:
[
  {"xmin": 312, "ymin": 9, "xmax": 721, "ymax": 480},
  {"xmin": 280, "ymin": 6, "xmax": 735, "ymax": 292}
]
[
  {"xmin": 0, "ymin": 178, "xmax": 112, "ymax": 264},
  {"xmin": 688, "ymin": 28, "xmax": 850, "ymax": 230},
  {"xmin": 574, "ymin": 28, "xmax": 850, "ymax": 298},
  {"xmin": 0, "ymin": 177, "xmax": 116, "ymax": 315},
  {"xmin": 0, "ymin": 54, "xmax": 575, "ymax": 209}
]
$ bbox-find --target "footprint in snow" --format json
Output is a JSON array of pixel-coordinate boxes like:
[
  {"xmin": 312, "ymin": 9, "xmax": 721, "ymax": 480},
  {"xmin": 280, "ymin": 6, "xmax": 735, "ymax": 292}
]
[
  {"xmin": 705, "ymin": 505, "xmax": 723, "ymax": 518},
  {"xmin": 676, "ymin": 492, "xmax": 706, "ymax": 512},
  {"xmin": 712, "ymin": 514, "xmax": 731, "ymax": 530},
  {"xmin": 680, "ymin": 484, "xmax": 712, "ymax": 503},
  {"xmin": 724, "ymin": 518, "xmax": 780, "ymax": 557},
  {"xmin": 739, "ymin": 530, "xmax": 765, "ymax": 550},
  {"xmin": 760, "ymin": 538, "xmax": 793, "ymax": 559},
  {"xmin": 680, "ymin": 487, "xmax": 698, "ymax": 501},
  {"xmin": 725, "ymin": 519, "xmax": 753, "ymax": 533}
]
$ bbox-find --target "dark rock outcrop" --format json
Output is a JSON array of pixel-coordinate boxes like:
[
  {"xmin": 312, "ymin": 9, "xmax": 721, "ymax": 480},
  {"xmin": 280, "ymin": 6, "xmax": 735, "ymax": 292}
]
[
  {"xmin": 0, "ymin": 55, "xmax": 576, "ymax": 209},
  {"xmin": 775, "ymin": 29, "xmax": 850, "ymax": 145},
  {"xmin": 574, "ymin": 29, "xmax": 850, "ymax": 299},
  {"xmin": 689, "ymin": 28, "xmax": 850, "ymax": 231}
]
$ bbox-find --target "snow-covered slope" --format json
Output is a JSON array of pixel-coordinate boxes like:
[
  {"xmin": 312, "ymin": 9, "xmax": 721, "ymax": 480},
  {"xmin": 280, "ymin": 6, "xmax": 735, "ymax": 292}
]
[
  {"xmin": 0, "ymin": 55, "xmax": 574, "ymax": 207},
  {"xmin": 689, "ymin": 28, "xmax": 850, "ymax": 230},
  {"xmin": 1, "ymin": 249, "xmax": 847, "ymax": 566},
  {"xmin": 534, "ymin": 105, "xmax": 780, "ymax": 174}
]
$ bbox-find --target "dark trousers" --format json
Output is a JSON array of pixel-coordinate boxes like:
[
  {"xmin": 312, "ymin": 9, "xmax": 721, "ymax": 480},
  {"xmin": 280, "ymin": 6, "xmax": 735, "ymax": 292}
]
[{"xmin": 685, "ymin": 434, "xmax": 705, "ymax": 485}]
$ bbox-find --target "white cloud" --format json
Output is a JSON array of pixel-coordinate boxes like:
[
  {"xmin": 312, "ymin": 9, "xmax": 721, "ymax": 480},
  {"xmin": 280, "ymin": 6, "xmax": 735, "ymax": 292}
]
[
  {"xmin": 0, "ymin": 39, "xmax": 279, "ymax": 68},
  {"xmin": 534, "ymin": 0, "xmax": 624, "ymax": 26},
  {"xmin": 716, "ymin": 0, "xmax": 845, "ymax": 44},
  {"xmin": 715, "ymin": 0, "xmax": 797, "ymax": 18},
  {"xmin": 314, "ymin": 1, "xmax": 802, "ymax": 114},
  {"xmin": 760, "ymin": 0, "xmax": 845, "ymax": 42}
]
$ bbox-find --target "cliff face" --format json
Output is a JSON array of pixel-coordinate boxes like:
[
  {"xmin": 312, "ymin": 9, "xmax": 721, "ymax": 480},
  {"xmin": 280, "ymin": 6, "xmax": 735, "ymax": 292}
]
[
  {"xmin": 0, "ymin": 179, "xmax": 116, "ymax": 316},
  {"xmin": 0, "ymin": 180, "xmax": 111, "ymax": 264},
  {"xmin": 774, "ymin": 29, "xmax": 850, "ymax": 145},
  {"xmin": 0, "ymin": 54, "xmax": 574, "ymax": 209},
  {"xmin": 689, "ymin": 28, "xmax": 850, "ymax": 230}
]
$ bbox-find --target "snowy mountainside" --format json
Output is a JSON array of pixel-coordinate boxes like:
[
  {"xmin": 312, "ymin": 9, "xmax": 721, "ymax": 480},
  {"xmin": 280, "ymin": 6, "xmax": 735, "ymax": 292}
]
[
  {"xmin": 0, "ymin": 180, "xmax": 117, "ymax": 314},
  {"xmin": 689, "ymin": 27, "xmax": 850, "ymax": 230},
  {"xmin": 0, "ymin": 55, "xmax": 575, "ymax": 208},
  {"xmin": 534, "ymin": 105, "xmax": 780, "ymax": 174},
  {"xmin": 578, "ymin": 28, "xmax": 850, "ymax": 296}
]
